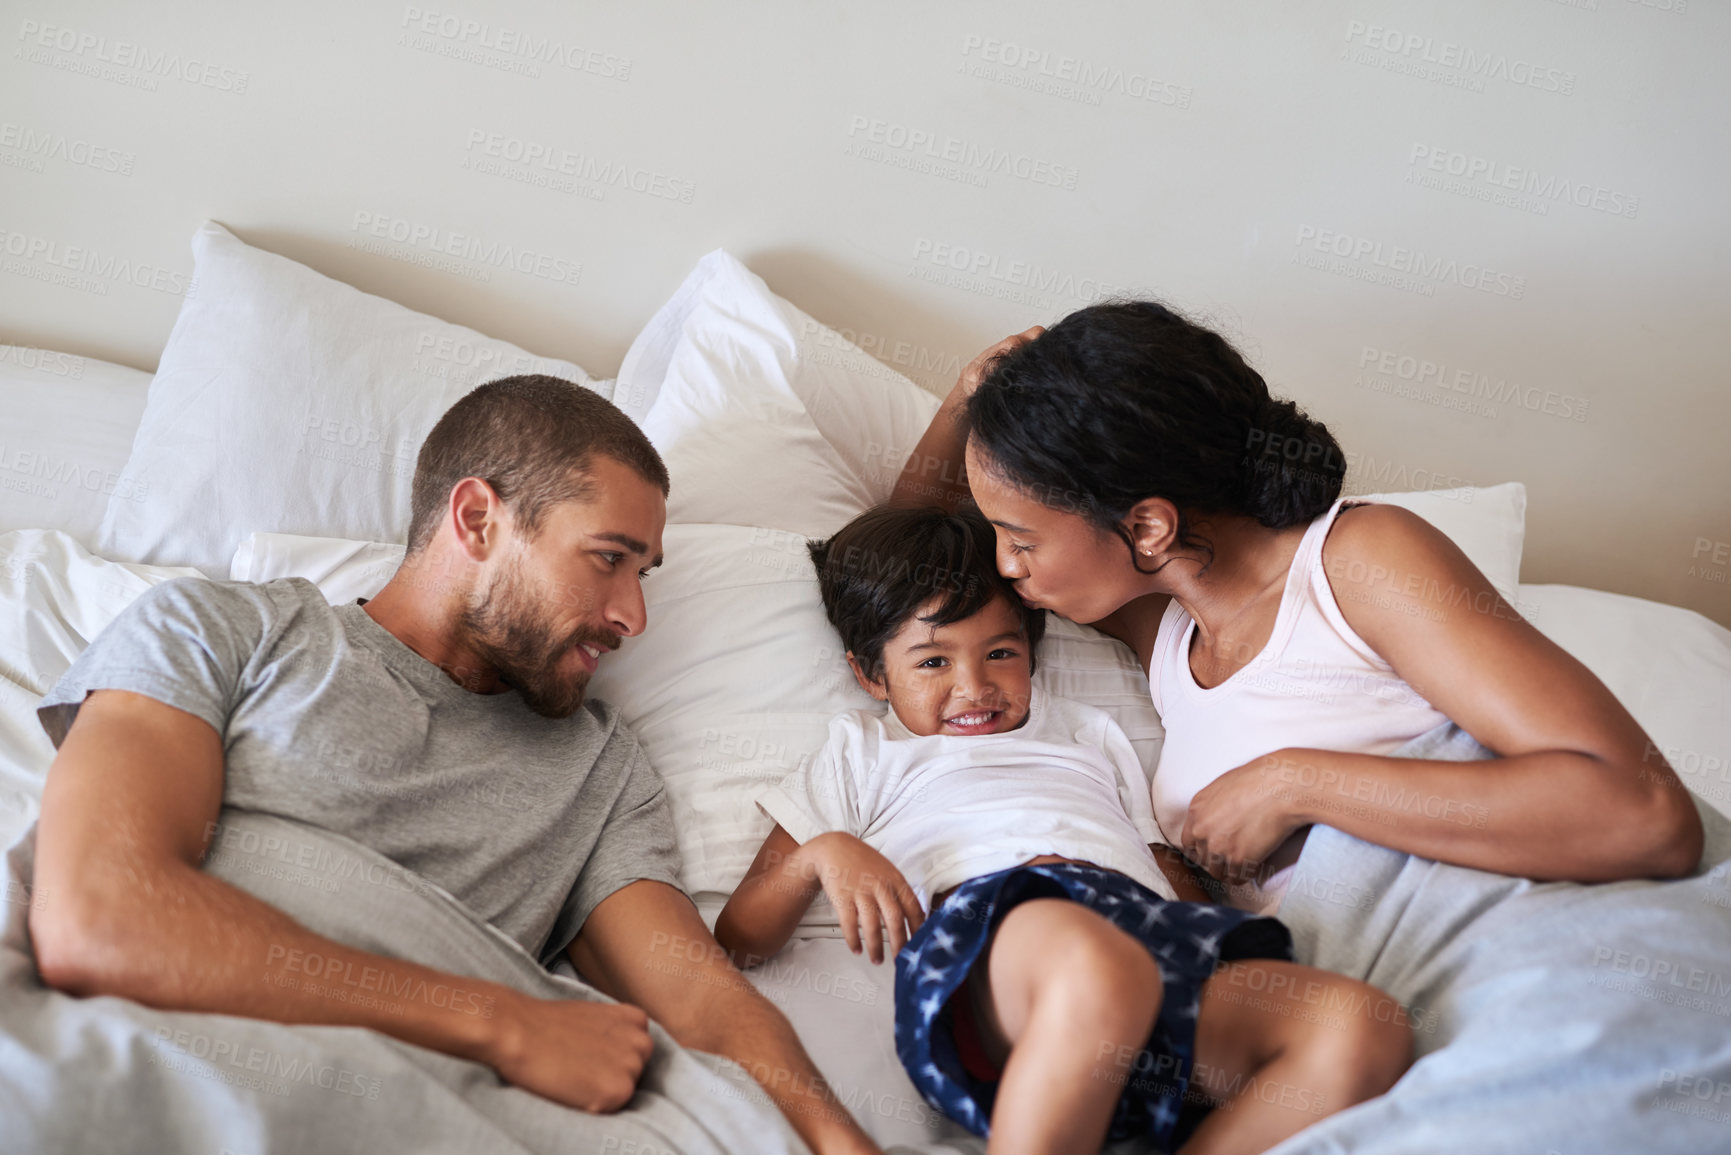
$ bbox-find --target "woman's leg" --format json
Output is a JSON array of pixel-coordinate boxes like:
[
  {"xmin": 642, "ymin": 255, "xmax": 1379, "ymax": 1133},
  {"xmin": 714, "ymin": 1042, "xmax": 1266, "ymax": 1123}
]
[
  {"xmin": 968, "ymin": 897, "xmax": 1164, "ymax": 1155},
  {"xmin": 1177, "ymin": 959, "xmax": 1413, "ymax": 1155}
]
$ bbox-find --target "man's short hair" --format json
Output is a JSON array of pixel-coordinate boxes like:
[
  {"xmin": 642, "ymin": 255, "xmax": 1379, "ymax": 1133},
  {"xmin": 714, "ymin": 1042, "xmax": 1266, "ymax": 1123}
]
[
  {"xmin": 405, "ymin": 374, "xmax": 669, "ymax": 554},
  {"xmin": 806, "ymin": 504, "xmax": 1045, "ymax": 681}
]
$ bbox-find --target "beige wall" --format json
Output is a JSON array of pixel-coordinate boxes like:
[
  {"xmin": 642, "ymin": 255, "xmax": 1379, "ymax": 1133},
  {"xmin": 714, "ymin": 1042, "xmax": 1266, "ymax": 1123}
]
[{"xmin": 3, "ymin": 0, "xmax": 1727, "ymax": 623}]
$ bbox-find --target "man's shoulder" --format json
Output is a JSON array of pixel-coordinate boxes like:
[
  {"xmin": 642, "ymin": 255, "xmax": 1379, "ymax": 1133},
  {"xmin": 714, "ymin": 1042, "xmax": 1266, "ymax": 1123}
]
[
  {"xmin": 569, "ymin": 696, "xmax": 647, "ymax": 768},
  {"xmin": 132, "ymin": 573, "xmax": 329, "ymax": 620},
  {"xmin": 575, "ymin": 695, "xmax": 628, "ymax": 737},
  {"xmin": 109, "ymin": 575, "xmax": 349, "ymax": 670},
  {"xmin": 37, "ymin": 578, "xmax": 336, "ymax": 745},
  {"xmin": 578, "ymin": 694, "xmax": 620, "ymax": 723}
]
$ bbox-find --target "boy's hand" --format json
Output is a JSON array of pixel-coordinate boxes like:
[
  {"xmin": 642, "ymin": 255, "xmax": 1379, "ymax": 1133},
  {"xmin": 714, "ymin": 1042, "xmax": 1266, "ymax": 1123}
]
[{"xmin": 797, "ymin": 833, "xmax": 926, "ymax": 964}]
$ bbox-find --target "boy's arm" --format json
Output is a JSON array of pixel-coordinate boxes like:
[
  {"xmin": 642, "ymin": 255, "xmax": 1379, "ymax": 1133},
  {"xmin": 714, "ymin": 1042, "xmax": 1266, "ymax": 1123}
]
[
  {"xmin": 717, "ymin": 826, "xmax": 926, "ymax": 967},
  {"xmin": 714, "ymin": 824, "xmax": 826, "ymax": 966},
  {"xmin": 719, "ymin": 721, "xmax": 863, "ymax": 966}
]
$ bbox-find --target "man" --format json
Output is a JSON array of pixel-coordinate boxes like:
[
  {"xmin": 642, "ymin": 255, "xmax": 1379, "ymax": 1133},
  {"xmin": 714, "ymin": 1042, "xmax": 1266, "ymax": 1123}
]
[{"xmin": 28, "ymin": 375, "xmax": 881, "ymax": 1155}]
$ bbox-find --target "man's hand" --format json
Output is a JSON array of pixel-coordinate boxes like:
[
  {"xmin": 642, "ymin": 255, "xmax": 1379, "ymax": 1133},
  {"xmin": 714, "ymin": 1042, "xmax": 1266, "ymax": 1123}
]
[
  {"xmin": 1180, "ymin": 749, "xmax": 1308, "ymax": 883},
  {"xmin": 797, "ymin": 832, "xmax": 925, "ymax": 964},
  {"xmin": 487, "ymin": 993, "xmax": 655, "ymax": 1113}
]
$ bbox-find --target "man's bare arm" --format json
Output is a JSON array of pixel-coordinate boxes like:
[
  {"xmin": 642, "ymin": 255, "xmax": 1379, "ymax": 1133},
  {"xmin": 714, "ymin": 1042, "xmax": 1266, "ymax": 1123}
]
[
  {"xmin": 570, "ymin": 879, "xmax": 882, "ymax": 1155},
  {"xmin": 30, "ymin": 689, "xmax": 655, "ymax": 1113}
]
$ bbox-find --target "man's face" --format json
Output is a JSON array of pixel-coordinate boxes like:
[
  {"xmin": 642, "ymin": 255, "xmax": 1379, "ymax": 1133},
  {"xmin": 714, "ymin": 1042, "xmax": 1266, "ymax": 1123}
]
[{"xmin": 461, "ymin": 456, "xmax": 666, "ymax": 718}]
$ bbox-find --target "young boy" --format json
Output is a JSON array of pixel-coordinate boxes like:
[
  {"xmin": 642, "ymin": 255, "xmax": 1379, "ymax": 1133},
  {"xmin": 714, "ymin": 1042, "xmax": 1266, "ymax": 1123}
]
[{"xmin": 716, "ymin": 505, "xmax": 1412, "ymax": 1155}]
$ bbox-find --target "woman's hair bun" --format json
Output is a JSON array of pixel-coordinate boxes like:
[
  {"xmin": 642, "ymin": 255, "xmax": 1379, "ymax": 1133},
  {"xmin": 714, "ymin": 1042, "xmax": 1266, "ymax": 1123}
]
[{"xmin": 1240, "ymin": 396, "xmax": 1346, "ymax": 529}]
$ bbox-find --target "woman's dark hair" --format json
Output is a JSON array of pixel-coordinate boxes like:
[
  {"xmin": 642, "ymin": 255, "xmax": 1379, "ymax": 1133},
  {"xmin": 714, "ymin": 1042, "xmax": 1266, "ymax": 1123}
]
[
  {"xmin": 807, "ymin": 505, "xmax": 1045, "ymax": 681},
  {"xmin": 960, "ymin": 301, "xmax": 1344, "ymax": 573}
]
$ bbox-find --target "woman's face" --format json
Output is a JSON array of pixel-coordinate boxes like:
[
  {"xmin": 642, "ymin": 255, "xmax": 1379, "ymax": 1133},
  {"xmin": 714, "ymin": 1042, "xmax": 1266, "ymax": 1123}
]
[{"xmin": 964, "ymin": 438, "xmax": 1152, "ymax": 625}]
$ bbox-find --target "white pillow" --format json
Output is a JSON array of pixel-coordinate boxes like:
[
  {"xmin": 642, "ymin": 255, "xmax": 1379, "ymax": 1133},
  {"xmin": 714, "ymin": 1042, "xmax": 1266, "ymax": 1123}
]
[
  {"xmin": 229, "ymin": 524, "xmax": 1169, "ymax": 926},
  {"xmin": 627, "ymin": 252, "xmax": 1526, "ymax": 592},
  {"xmin": 98, "ymin": 221, "xmax": 603, "ymax": 577},
  {"xmin": 230, "ymin": 531, "xmax": 404, "ymax": 606},
  {"xmin": 0, "ymin": 530, "xmax": 204, "ymax": 852},
  {"xmin": 1351, "ymin": 482, "xmax": 1526, "ymax": 600},
  {"xmin": 0, "ymin": 345, "xmax": 151, "ymax": 549},
  {"xmin": 234, "ymin": 486, "xmax": 1524, "ymax": 615},
  {"xmin": 623, "ymin": 250, "xmax": 941, "ymax": 538}
]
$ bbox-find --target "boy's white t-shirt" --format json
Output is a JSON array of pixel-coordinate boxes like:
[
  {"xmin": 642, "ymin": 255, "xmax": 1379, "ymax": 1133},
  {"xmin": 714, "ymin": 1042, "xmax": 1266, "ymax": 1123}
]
[{"xmin": 757, "ymin": 685, "xmax": 1178, "ymax": 909}]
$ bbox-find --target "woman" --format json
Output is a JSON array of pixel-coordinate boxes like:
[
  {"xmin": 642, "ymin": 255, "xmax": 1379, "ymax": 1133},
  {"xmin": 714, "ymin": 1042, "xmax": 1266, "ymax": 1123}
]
[{"xmin": 891, "ymin": 303, "xmax": 1701, "ymax": 912}]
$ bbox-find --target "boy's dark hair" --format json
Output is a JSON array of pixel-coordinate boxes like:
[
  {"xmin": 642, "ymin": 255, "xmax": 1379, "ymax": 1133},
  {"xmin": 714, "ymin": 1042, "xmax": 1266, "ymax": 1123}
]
[
  {"xmin": 806, "ymin": 505, "xmax": 1045, "ymax": 682},
  {"xmin": 405, "ymin": 374, "xmax": 669, "ymax": 555}
]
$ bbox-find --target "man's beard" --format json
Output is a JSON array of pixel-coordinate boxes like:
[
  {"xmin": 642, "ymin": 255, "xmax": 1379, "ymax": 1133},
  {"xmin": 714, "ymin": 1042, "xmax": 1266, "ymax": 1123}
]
[{"xmin": 459, "ymin": 554, "xmax": 620, "ymax": 719}]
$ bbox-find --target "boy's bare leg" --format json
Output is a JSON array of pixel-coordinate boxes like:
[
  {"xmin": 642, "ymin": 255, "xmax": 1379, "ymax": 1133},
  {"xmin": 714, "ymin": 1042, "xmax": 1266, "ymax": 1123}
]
[
  {"xmin": 967, "ymin": 897, "xmax": 1164, "ymax": 1155},
  {"xmin": 1177, "ymin": 960, "xmax": 1413, "ymax": 1155}
]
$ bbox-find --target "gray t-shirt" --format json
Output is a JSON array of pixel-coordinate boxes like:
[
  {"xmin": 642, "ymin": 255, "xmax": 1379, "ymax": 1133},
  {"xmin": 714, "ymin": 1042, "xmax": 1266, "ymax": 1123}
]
[{"xmin": 37, "ymin": 575, "xmax": 683, "ymax": 967}]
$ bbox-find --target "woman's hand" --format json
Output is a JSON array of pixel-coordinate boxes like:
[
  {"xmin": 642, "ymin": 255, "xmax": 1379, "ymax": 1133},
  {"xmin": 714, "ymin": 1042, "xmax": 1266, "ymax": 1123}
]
[
  {"xmin": 1180, "ymin": 749, "xmax": 1310, "ymax": 883},
  {"xmin": 891, "ymin": 326, "xmax": 1044, "ymax": 510},
  {"xmin": 798, "ymin": 832, "xmax": 926, "ymax": 963},
  {"xmin": 950, "ymin": 326, "xmax": 1045, "ymax": 404}
]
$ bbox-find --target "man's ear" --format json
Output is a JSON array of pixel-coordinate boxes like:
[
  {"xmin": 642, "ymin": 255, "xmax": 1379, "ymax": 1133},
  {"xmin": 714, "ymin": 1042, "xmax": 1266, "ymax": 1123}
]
[
  {"xmin": 448, "ymin": 477, "xmax": 505, "ymax": 562},
  {"xmin": 845, "ymin": 651, "xmax": 889, "ymax": 701}
]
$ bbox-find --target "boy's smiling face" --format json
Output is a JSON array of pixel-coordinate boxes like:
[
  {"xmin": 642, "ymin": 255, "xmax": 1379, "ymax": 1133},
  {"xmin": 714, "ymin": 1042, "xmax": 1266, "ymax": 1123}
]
[{"xmin": 847, "ymin": 593, "xmax": 1033, "ymax": 738}]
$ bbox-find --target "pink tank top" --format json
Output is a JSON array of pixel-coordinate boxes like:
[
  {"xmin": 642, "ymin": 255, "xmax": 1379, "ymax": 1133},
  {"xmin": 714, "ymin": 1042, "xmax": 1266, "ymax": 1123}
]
[{"xmin": 1148, "ymin": 496, "xmax": 1451, "ymax": 914}]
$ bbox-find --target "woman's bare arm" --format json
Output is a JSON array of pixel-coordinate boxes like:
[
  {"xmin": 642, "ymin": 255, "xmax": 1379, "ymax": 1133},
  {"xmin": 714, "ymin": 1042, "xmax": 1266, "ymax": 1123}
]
[
  {"xmin": 889, "ymin": 327, "xmax": 1043, "ymax": 511},
  {"xmin": 1183, "ymin": 504, "xmax": 1703, "ymax": 883}
]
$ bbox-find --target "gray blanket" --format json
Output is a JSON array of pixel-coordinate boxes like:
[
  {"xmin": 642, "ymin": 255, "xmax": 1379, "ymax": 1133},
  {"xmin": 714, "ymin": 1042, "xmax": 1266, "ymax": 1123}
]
[
  {"xmin": 0, "ymin": 811, "xmax": 814, "ymax": 1155},
  {"xmin": 8, "ymin": 725, "xmax": 1731, "ymax": 1154},
  {"xmin": 1257, "ymin": 722, "xmax": 1731, "ymax": 1155},
  {"xmin": 890, "ymin": 722, "xmax": 1731, "ymax": 1155}
]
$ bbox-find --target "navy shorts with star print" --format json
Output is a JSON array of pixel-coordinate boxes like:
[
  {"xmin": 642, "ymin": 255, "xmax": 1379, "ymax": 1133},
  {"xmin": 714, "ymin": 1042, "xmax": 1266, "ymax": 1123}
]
[{"xmin": 892, "ymin": 862, "xmax": 1294, "ymax": 1152}]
